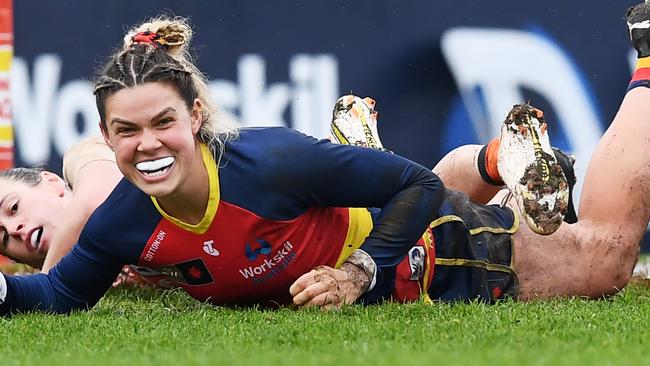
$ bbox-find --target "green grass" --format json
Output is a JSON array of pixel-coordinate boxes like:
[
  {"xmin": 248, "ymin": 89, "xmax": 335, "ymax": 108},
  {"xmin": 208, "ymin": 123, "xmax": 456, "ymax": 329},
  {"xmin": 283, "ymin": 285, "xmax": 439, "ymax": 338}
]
[{"xmin": 0, "ymin": 282, "xmax": 649, "ymax": 366}]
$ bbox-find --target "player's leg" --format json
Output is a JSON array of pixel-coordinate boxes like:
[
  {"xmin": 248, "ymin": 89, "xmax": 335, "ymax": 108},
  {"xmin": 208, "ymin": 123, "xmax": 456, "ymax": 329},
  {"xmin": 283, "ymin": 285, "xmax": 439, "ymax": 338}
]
[
  {"xmin": 504, "ymin": 4, "xmax": 650, "ymax": 296},
  {"xmin": 479, "ymin": 111, "xmax": 589, "ymax": 299},
  {"xmin": 431, "ymin": 144, "xmax": 501, "ymax": 204},
  {"xmin": 499, "ymin": 197, "xmax": 586, "ymax": 300},
  {"xmin": 508, "ymin": 197, "xmax": 636, "ymax": 300},
  {"xmin": 574, "ymin": 88, "xmax": 650, "ymax": 284},
  {"xmin": 496, "ymin": 94, "xmax": 649, "ymax": 299},
  {"xmin": 496, "ymin": 97, "xmax": 650, "ymax": 298},
  {"xmin": 567, "ymin": 3, "xmax": 650, "ymax": 284}
]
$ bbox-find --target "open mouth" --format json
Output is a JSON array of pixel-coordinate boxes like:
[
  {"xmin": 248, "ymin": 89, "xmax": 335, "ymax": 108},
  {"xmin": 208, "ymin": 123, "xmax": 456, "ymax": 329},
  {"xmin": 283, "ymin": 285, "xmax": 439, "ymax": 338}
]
[
  {"xmin": 135, "ymin": 157, "xmax": 175, "ymax": 177},
  {"xmin": 30, "ymin": 227, "xmax": 43, "ymax": 250}
]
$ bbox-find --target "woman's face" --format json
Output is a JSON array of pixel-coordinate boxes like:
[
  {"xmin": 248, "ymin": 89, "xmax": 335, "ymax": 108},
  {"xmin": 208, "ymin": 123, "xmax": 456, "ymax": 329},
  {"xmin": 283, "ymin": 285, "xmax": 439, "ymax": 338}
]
[
  {"xmin": 0, "ymin": 172, "xmax": 68, "ymax": 268},
  {"xmin": 102, "ymin": 82, "xmax": 203, "ymax": 199}
]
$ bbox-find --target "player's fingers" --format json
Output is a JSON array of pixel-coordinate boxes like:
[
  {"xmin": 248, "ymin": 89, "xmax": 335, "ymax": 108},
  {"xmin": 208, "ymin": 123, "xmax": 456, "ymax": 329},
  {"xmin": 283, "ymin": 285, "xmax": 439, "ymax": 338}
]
[
  {"xmin": 292, "ymin": 281, "xmax": 330, "ymax": 306},
  {"xmin": 302, "ymin": 291, "xmax": 341, "ymax": 309},
  {"xmin": 290, "ymin": 265, "xmax": 337, "ymax": 297},
  {"xmin": 289, "ymin": 270, "xmax": 318, "ymax": 297}
]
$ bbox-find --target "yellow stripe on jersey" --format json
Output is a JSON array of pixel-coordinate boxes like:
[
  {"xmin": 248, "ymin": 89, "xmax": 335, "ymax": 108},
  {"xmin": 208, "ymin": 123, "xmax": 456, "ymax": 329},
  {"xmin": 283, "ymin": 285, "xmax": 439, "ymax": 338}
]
[
  {"xmin": 420, "ymin": 227, "xmax": 434, "ymax": 304},
  {"xmin": 469, "ymin": 210, "xmax": 519, "ymax": 235},
  {"xmin": 433, "ymin": 257, "xmax": 514, "ymax": 273},
  {"xmin": 151, "ymin": 143, "xmax": 219, "ymax": 234},
  {"xmin": 429, "ymin": 212, "xmax": 518, "ymax": 235},
  {"xmin": 334, "ymin": 207, "xmax": 373, "ymax": 268},
  {"xmin": 429, "ymin": 215, "xmax": 464, "ymax": 228}
]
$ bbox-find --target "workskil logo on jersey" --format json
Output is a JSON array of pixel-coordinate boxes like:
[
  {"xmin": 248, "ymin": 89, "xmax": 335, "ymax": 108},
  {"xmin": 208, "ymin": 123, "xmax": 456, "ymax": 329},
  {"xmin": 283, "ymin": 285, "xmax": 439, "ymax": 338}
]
[{"xmin": 239, "ymin": 239, "xmax": 296, "ymax": 284}]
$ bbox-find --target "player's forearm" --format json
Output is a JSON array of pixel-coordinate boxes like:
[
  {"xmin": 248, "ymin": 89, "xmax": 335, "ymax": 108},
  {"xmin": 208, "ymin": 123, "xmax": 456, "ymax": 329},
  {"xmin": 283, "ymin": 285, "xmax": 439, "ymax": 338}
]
[
  {"xmin": 43, "ymin": 160, "xmax": 122, "ymax": 272},
  {"xmin": 1, "ymin": 245, "xmax": 123, "ymax": 315},
  {"xmin": 0, "ymin": 272, "xmax": 88, "ymax": 315},
  {"xmin": 358, "ymin": 169, "xmax": 443, "ymax": 303},
  {"xmin": 341, "ymin": 249, "xmax": 375, "ymax": 293},
  {"xmin": 41, "ymin": 203, "xmax": 93, "ymax": 273}
]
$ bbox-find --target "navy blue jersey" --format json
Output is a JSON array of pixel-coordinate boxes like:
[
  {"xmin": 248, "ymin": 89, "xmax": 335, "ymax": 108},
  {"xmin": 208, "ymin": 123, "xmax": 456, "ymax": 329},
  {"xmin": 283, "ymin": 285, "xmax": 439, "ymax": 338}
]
[{"xmin": 0, "ymin": 127, "xmax": 444, "ymax": 314}]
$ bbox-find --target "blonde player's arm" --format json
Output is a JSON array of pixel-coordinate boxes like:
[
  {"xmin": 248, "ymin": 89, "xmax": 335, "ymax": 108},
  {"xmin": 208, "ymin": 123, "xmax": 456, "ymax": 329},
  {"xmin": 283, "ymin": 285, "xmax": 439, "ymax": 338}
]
[
  {"xmin": 41, "ymin": 139, "xmax": 122, "ymax": 273},
  {"xmin": 41, "ymin": 161, "xmax": 122, "ymax": 273}
]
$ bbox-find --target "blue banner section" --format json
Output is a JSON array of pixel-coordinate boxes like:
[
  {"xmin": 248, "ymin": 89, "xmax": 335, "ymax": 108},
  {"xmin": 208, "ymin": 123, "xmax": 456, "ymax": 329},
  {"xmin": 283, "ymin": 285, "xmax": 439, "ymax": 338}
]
[{"xmin": 12, "ymin": 1, "xmax": 647, "ymax": 250}]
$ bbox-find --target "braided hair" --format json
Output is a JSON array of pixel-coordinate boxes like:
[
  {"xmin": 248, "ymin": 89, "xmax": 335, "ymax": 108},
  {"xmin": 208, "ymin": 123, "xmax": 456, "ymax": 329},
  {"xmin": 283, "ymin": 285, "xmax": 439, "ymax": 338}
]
[{"xmin": 94, "ymin": 16, "xmax": 238, "ymax": 162}]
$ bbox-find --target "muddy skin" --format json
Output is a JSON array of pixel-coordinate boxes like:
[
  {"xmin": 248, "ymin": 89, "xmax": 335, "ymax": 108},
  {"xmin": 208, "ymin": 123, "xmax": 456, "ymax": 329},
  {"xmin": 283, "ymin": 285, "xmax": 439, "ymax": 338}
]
[{"xmin": 310, "ymin": 264, "xmax": 369, "ymax": 307}]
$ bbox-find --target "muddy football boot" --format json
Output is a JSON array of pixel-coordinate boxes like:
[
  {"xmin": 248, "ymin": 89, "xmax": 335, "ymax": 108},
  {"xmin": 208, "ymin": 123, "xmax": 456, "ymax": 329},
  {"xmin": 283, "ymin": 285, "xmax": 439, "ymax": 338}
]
[
  {"xmin": 497, "ymin": 104, "xmax": 570, "ymax": 235},
  {"xmin": 627, "ymin": 2, "xmax": 650, "ymax": 58},
  {"xmin": 330, "ymin": 95, "xmax": 390, "ymax": 151},
  {"xmin": 552, "ymin": 147, "xmax": 577, "ymax": 224}
]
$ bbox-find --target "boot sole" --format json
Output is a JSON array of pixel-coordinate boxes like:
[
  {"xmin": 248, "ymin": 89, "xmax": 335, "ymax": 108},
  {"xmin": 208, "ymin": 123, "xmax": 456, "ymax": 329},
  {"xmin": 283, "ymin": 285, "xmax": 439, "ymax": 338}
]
[{"xmin": 498, "ymin": 104, "xmax": 569, "ymax": 235}]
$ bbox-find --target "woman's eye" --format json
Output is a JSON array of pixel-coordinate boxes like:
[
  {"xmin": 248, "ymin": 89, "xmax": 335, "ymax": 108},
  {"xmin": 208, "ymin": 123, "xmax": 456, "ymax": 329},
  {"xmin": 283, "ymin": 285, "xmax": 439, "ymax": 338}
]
[
  {"xmin": 7, "ymin": 202, "xmax": 18, "ymax": 215},
  {"xmin": 115, "ymin": 125, "xmax": 137, "ymax": 135}
]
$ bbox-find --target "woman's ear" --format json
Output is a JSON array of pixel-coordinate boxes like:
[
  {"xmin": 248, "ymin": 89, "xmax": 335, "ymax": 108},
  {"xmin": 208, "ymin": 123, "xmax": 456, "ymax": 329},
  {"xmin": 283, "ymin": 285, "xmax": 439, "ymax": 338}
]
[
  {"xmin": 40, "ymin": 171, "xmax": 66, "ymax": 197},
  {"xmin": 191, "ymin": 98, "xmax": 203, "ymax": 135}
]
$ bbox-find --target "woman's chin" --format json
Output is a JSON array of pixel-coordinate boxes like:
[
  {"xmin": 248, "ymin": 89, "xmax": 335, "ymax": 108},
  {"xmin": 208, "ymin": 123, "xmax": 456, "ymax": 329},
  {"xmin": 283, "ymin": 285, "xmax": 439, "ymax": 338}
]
[{"xmin": 139, "ymin": 181, "xmax": 177, "ymax": 198}]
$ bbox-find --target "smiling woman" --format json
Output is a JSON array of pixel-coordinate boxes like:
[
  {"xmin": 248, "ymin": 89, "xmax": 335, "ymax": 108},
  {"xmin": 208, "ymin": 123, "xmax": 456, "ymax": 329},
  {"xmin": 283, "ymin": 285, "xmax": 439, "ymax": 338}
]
[
  {"xmin": 102, "ymin": 84, "xmax": 209, "ymax": 223},
  {"xmin": 0, "ymin": 15, "xmax": 448, "ymax": 313}
]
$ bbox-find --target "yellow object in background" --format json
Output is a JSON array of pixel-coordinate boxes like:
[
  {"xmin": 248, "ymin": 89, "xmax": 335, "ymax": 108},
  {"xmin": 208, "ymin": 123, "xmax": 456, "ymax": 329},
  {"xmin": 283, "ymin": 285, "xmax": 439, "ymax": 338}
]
[{"xmin": 0, "ymin": 0, "xmax": 13, "ymax": 170}]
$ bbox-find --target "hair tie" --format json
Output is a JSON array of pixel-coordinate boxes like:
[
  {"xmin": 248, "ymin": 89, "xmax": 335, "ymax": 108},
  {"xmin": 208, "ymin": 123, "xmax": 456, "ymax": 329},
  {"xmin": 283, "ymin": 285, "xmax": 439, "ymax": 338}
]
[{"xmin": 132, "ymin": 31, "xmax": 164, "ymax": 48}]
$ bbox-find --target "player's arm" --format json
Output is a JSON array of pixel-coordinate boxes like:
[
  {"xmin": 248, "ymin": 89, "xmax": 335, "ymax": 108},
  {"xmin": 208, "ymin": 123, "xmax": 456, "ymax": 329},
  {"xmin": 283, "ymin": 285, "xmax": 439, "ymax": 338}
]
[
  {"xmin": 268, "ymin": 130, "xmax": 445, "ymax": 303},
  {"xmin": 0, "ymin": 232, "xmax": 124, "ymax": 315},
  {"xmin": 42, "ymin": 160, "xmax": 122, "ymax": 272}
]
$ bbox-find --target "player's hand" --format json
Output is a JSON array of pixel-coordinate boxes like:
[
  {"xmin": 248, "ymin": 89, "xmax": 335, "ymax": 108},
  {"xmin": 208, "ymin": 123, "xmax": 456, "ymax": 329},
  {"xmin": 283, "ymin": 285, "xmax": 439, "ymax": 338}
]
[
  {"xmin": 112, "ymin": 266, "xmax": 149, "ymax": 287},
  {"xmin": 289, "ymin": 264, "xmax": 368, "ymax": 310}
]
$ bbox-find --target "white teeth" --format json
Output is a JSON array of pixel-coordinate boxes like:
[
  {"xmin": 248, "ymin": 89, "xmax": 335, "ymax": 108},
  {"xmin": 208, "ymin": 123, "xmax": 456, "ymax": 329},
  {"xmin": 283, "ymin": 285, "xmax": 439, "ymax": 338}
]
[
  {"xmin": 30, "ymin": 228, "xmax": 43, "ymax": 249},
  {"xmin": 143, "ymin": 169, "xmax": 168, "ymax": 177},
  {"xmin": 136, "ymin": 157, "xmax": 175, "ymax": 173}
]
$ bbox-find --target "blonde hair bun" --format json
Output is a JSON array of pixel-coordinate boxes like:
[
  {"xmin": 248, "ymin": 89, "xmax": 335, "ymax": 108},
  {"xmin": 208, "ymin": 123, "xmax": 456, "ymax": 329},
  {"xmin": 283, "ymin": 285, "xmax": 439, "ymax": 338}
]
[{"xmin": 123, "ymin": 16, "xmax": 193, "ymax": 56}]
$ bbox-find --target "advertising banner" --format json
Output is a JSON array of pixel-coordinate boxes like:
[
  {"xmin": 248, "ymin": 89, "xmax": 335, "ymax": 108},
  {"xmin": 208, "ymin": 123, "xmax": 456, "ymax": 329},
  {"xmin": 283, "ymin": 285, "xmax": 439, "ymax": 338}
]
[{"xmin": 11, "ymin": 1, "xmax": 648, "ymax": 249}]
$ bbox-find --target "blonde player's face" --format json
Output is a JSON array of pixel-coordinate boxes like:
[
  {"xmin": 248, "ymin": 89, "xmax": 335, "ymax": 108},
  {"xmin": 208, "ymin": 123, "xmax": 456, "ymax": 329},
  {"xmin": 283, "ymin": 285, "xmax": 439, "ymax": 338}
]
[
  {"xmin": 102, "ymin": 82, "xmax": 203, "ymax": 199},
  {"xmin": 0, "ymin": 172, "xmax": 68, "ymax": 268}
]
